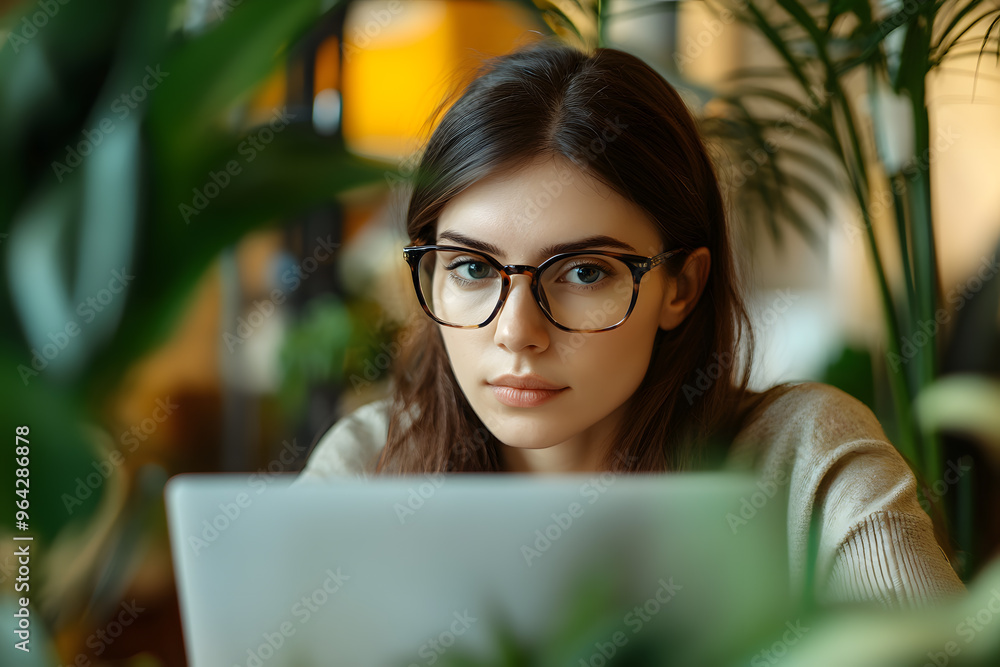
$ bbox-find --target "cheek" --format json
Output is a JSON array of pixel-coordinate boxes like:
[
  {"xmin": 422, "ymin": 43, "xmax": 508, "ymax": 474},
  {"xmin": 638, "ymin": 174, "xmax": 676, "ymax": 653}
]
[
  {"xmin": 568, "ymin": 324, "xmax": 657, "ymax": 383},
  {"xmin": 554, "ymin": 303, "xmax": 659, "ymax": 392},
  {"xmin": 440, "ymin": 330, "xmax": 480, "ymax": 384}
]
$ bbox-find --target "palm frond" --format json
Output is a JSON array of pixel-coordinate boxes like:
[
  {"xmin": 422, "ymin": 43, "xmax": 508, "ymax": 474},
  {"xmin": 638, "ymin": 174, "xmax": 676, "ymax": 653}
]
[
  {"xmin": 933, "ymin": 4, "xmax": 1000, "ymax": 62},
  {"xmin": 534, "ymin": 0, "xmax": 600, "ymax": 50}
]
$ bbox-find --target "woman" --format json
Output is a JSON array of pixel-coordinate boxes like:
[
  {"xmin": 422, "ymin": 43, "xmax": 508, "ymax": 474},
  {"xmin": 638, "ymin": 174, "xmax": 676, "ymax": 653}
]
[{"xmin": 299, "ymin": 40, "xmax": 964, "ymax": 608}]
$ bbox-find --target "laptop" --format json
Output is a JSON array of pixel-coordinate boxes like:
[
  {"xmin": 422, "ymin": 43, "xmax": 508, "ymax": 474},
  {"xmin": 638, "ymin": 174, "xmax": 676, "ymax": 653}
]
[{"xmin": 165, "ymin": 472, "xmax": 790, "ymax": 666}]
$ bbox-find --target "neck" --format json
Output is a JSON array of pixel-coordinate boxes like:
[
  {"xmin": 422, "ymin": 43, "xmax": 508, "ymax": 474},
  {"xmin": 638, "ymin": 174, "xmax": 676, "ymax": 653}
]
[
  {"xmin": 498, "ymin": 436, "xmax": 611, "ymax": 474},
  {"xmin": 496, "ymin": 402, "xmax": 629, "ymax": 474}
]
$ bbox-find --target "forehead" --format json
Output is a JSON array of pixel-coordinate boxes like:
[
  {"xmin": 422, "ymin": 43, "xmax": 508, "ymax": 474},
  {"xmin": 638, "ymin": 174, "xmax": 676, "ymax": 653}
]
[{"xmin": 435, "ymin": 156, "xmax": 662, "ymax": 262}]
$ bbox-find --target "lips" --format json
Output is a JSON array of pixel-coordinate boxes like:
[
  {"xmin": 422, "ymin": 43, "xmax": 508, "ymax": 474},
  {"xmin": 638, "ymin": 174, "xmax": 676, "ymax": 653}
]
[
  {"xmin": 487, "ymin": 374, "xmax": 567, "ymax": 408},
  {"xmin": 490, "ymin": 386, "xmax": 566, "ymax": 408},
  {"xmin": 487, "ymin": 374, "xmax": 565, "ymax": 390}
]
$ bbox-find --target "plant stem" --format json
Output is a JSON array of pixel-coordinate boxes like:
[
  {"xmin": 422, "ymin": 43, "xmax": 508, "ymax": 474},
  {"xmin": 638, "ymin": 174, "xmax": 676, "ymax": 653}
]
[
  {"xmin": 854, "ymin": 178, "xmax": 923, "ymax": 472},
  {"xmin": 904, "ymin": 20, "xmax": 943, "ymax": 490}
]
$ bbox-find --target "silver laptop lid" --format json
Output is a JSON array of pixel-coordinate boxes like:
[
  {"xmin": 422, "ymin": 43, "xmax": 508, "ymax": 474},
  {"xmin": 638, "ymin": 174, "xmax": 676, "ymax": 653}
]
[{"xmin": 166, "ymin": 472, "xmax": 789, "ymax": 666}]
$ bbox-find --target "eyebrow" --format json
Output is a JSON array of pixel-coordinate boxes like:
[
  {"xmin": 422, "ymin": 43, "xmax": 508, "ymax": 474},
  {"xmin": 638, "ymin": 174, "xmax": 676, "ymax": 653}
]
[{"xmin": 436, "ymin": 231, "xmax": 638, "ymax": 258}]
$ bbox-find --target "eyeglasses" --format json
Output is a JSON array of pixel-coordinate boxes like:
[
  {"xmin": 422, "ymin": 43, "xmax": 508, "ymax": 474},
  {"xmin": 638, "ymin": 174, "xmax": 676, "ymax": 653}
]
[{"xmin": 402, "ymin": 244, "xmax": 686, "ymax": 333}]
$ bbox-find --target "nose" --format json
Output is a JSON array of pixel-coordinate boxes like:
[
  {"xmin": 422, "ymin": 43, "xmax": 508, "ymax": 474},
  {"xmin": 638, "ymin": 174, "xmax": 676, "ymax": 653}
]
[{"xmin": 493, "ymin": 275, "xmax": 551, "ymax": 353}]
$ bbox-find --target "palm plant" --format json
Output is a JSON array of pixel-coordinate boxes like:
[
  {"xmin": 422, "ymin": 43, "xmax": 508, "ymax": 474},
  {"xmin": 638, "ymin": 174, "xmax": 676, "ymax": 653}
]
[{"xmin": 696, "ymin": 0, "xmax": 997, "ymax": 521}]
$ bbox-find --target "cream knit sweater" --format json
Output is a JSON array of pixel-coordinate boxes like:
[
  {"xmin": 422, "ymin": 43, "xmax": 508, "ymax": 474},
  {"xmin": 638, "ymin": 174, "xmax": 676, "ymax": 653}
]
[{"xmin": 298, "ymin": 381, "xmax": 966, "ymax": 608}]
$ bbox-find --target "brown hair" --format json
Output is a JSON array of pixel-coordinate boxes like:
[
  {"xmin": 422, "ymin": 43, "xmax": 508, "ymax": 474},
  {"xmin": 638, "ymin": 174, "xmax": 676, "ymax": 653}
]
[{"xmin": 375, "ymin": 40, "xmax": 788, "ymax": 474}]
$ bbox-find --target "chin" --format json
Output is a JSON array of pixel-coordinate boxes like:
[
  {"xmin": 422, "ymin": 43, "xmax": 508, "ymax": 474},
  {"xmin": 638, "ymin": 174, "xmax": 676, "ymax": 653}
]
[
  {"xmin": 483, "ymin": 421, "xmax": 570, "ymax": 450},
  {"xmin": 497, "ymin": 437, "xmax": 560, "ymax": 450}
]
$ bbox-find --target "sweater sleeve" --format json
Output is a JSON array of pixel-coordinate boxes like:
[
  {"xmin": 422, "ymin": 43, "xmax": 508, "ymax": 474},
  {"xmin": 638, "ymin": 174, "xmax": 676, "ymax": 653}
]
[
  {"xmin": 296, "ymin": 397, "xmax": 392, "ymax": 481},
  {"xmin": 729, "ymin": 381, "xmax": 966, "ymax": 608}
]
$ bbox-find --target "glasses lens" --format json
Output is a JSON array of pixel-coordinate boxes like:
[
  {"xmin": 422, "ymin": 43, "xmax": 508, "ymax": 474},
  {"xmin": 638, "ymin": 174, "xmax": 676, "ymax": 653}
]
[
  {"xmin": 417, "ymin": 249, "xmax": 503, "ymax": 326},
  {"xmin": 539, "ymin": 254, "xmax": 634, "ymax": 330},
  {"xmin": 415, "ymin": 250, "xmax": 636, "ymax": 330}
]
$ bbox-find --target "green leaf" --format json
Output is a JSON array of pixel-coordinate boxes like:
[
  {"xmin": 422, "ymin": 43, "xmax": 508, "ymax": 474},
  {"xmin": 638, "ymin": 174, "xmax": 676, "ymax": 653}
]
[
  {"xmin": 0, "ymin": 344, "xmax": 105, "ymax": 542},
  {"xmin": 724, "ymin": 84, "xmax": 837, "ymax": 138},
  {"xmin": 742, "ymin": 0, "xmax": 820, "ymax": 107},
  {"xmin": 826, "ymin": 0, "xmax": 872, "ymax": 37},
  {"xmin": 0, "ymin": 0, "xmax": 133, "ymax": 229},
  {"xmin": 86, "ymin": 128, "xmax": 388, "ymax": 396},
  {"xmin": 148, "ymin": 0, "xmax": 331, "ymax": 167},
  {"xmin": 780, "ymin": 144, "xmax": 842, "ymax": 185},
  {"xmin": 914, "ymin": 375, "xmax": 1000, "ymax": 453},
  {"xmin": 932, "ymin": 2, "xmax": 998, "ymax": 60},
  {"xmin": 894, "ymin": 19, "xmax": 930, "ymax": 95}
]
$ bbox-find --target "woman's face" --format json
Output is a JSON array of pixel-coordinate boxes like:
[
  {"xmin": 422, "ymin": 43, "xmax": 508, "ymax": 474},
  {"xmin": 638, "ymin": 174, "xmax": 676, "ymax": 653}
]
[{"xmin": 434, "ymin": 155, "xmax": 678, "ymax": 472}]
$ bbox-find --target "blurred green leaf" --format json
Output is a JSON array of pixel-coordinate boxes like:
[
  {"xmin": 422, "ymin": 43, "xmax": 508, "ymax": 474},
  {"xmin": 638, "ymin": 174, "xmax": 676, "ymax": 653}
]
[
  {"xmin": 0, "ymin": 345, "xmax": 104, "ymax": 541},
  {"xmin": 148, "ymin": 0, "xmax": 325, "ymax": 165},
  {"xmin": 0, "ymin": 0, "xmax": 390, "ymax": 647},
  {"xmin": 279, "ymin": 295, "xmax": 354, "ymax": 418},
  {"xmin": 915, "ymin": 375, "xmax": 1000, "ymax": 453}
]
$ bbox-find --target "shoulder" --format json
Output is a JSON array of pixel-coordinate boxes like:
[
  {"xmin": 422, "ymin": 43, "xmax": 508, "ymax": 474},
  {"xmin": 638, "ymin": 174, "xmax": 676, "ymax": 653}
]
[
  {"xmin": 296, "ymin": 397, "xmax": 392, "ymax": 482},
  {"xmin": 728, "ymin": 379, "xmax": 912, "ymax": 533},
  {"xmin": 730, "ymin": 381, "xmax": 889, "ymax": 467},
  {"xmin": 729, "ymin": 381, "xmax": 965, "ymax": 605},
  {"xmin": 728, "ymin": 380, "xmax": 907, "ymax": 521},
  {"xmin": 728, "ymin": 380, "xmax": 909, "ymax": 534}
]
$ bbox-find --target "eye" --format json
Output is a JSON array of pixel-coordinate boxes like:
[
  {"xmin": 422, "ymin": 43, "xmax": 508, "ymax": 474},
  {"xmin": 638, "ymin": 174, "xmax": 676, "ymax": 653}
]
[
  {"xmin": 557, "ymin": 259, "xmax": 615, "ymax": 286},
  {"xmin": 567, "ymin": 265, "xmax": 605, "ymax": 285},
  {"xmin": 446, "ymin": 257, "xmax": 496, "ymax": 281},
  {"xmin": 459, "ymin": 261, "xmax": 493, "ymax": 280}
]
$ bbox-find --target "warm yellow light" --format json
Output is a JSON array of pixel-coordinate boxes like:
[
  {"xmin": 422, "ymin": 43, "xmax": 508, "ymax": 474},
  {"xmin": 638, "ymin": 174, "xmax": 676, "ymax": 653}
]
[{"xmin": 338, "ymin": 0, "xmax": 543, "ymax": 160}]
